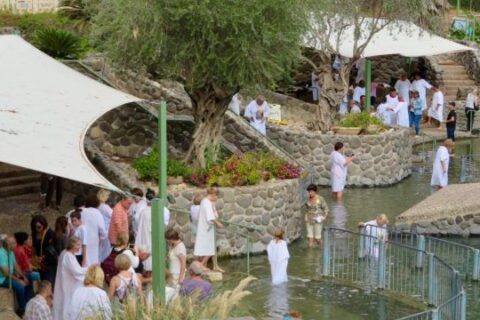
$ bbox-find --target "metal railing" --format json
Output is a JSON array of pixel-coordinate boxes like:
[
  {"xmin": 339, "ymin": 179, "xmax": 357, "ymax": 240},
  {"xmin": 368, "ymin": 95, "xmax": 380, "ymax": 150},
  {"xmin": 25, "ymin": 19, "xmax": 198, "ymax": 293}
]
[
  {"xmin": 298, "ymin": 165, "xmax": 315, "ymax": 206},
  {"xmin": 322, "ymin": 227, "xmax": 467, "ymax": 320},
  {"xmin": 459, "ymin": 153, "xmax": 480, "ymax": 183}
]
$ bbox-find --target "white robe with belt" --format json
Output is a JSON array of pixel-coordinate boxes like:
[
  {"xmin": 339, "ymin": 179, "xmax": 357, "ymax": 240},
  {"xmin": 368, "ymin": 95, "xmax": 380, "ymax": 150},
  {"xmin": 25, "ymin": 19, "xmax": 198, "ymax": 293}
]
[
  {"xmin": 267, "ymin": 239, "xmax": 290, "ymax": 285},
  {"xmin": 194, "ymin": 198, "xmax": 217, "ymax": 257},
  {"xmin": 428, "ymin": 91, "xmax": 444, "ymax": 122},
  {"xmin": 394, "ymin": 79, "xmax": 411, "ymax": 105},
  {"xmin": 431, "ymin": 146, "xmax": 450, "ymax": 187},
  {"xmin": 81, "ymin": 207, "xmax": 107, "ymax": 266},
  {"xmin": 98, "ymin": 203, "xmax": 112, "ymax": 262},
  {"xmin": 396, "ymin": 101, "xmax": 410, "ymax": 127},
  {"xmin": 69, "ymin": 286, "xmax": 112, "ymax": 320},
  {"xmin": 330, "ymin": 151, "xmax": 347, "ymax": 192},
  {"xmin": 53, "ymin": 251, "xmax": 87, "ymax": 320},
  {"xmin": 244, "ymin": 100, "xmax": 269, "ymax": 135}
]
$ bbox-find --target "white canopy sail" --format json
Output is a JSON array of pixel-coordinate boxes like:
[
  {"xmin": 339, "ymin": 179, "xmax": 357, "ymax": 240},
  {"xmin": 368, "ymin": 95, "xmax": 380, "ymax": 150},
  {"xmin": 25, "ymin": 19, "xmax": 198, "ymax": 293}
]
[{"xmin": 0, "ymin": 35, "xmax": 142, "ymax": 191}]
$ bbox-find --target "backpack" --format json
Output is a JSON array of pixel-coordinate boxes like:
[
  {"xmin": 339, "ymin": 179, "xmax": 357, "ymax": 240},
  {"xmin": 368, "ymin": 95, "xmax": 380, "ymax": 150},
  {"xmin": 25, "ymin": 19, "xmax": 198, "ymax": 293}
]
[{"xmin": 101, "ymin": 248, "xmax": 125, "ymax": 284}]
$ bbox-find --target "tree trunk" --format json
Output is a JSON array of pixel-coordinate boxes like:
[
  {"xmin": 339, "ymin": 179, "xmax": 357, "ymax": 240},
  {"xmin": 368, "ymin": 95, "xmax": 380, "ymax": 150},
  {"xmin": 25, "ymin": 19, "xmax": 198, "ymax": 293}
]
[{"xmin": 184, "ymin": 89, "xmax": 231, "ymax": 169}]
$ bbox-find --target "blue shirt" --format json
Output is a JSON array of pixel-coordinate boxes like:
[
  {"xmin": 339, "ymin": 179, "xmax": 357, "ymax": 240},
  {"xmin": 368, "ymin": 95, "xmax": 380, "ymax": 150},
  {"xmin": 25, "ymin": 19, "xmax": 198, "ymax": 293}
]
[
  {"xmin": 414, "ymin": 98, "xmax": 424, "ymax": 115},
  {"xmin": 0, "ymin": 248, "xmax": 15, "ymax": 284}
]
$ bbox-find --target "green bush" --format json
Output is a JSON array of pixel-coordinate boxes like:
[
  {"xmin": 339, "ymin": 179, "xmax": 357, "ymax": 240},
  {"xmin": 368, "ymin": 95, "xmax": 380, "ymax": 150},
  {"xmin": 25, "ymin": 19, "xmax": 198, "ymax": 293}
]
[
  {"xmin": 340, "ymin": 112, "xmax": 385, "ymax": 130},
  {"xmin": 0, "ymin": 12, "xmax": 70, "ymax": 39},
  {"xmin": 33, "ymin": 28, "xmax": 85, "ymax": 59}
]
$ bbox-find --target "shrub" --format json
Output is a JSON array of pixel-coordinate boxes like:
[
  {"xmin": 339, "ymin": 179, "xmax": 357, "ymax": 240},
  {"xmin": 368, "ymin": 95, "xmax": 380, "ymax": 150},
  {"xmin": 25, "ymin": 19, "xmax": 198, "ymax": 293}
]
[
  {"xmin": 339, "ymin": 112, "xmax": 385, "ymax": 130},
  {"xmin": 33, "ymin": 28, "xmax": 85, "ymax": 59},
  {"xmin": 0, "ymin": 12, "xmax": 69, "ymax": 39}
]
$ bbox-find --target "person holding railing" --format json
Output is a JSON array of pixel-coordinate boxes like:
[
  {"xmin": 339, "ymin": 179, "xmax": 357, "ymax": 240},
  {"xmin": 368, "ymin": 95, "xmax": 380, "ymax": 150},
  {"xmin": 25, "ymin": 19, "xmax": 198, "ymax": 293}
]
[
  {"xmin": 359, "ymin": 214, "xmax": 389, "ymax": 259},
  {"xmin": 304, "ymin": 184, "xmax": 329, "ymax": 247}
]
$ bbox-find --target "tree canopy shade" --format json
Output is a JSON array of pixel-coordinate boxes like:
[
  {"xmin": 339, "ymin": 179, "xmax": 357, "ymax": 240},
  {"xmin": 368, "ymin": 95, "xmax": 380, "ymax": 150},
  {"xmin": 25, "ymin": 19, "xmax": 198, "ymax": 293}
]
[{"xmin": 90, "ymin": 0, "xmax": 307, "ymax": 168}]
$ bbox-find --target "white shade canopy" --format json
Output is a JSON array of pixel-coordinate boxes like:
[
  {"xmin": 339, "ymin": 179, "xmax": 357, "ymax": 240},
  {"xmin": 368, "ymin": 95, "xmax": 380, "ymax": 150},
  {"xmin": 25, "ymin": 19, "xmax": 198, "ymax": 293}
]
[
  {"xmin": 308, "ymin": 17, "xmax": 475, "ymax": 58},
  {"xmin": 0, "ymin": 35, "xmax": 141, "ymax": 191}
]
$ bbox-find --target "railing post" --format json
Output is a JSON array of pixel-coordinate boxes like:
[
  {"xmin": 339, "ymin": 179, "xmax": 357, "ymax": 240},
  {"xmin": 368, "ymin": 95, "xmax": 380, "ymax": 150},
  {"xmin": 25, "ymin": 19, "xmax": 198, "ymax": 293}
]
[
  {"xmin": 461, "ymin": 289, "xmax": 467, "ymax": 320},
  {"xmin": 428, "ymin": 253, "xmax": 437, "ymax": 306},
  {"xmin": 416, "ymin": 235, "xmax": 425, "ymax": 268},
  {"xmin": 473, "ymin": 249, "xmax": 479, "ymax": 280},
  {"xmin": 246, "ymin": 236, "xmax": 250, "ymax": 275},
  {"xmin": 322, "ymin": 227, "xmax": 330, "ymax": 276},
  {"xmin": 377, "ymin": 240, "xmax": 386, "ymax": 289},
  {"xmin": 431, "ymin": 308, "xmax": 439, "ymax": 320},
  {"xmin": 358, "ymin": 225, "xmax": 365, "ymax": 259}
]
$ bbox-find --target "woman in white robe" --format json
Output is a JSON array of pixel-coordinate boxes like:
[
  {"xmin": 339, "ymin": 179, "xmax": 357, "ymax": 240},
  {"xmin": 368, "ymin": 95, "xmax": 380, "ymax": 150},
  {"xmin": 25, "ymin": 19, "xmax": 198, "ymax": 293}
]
[
  {"xmin": 53, "ymin": 237, "xmax": 88, "ymax": 320},
  {"xmin": 428, "ymin": 85, "xmax": 444, "ymax": 128},
  {"xmin": 267, "ymin": 229, "xmax": 289, "ymax": 285},
  {"xmin": 396, "ymin": 97, "xmax": 410, "ymax": 128},
  {"xmin": 362, "ymin": 214, "xmax": 389, "ymax": 259},
  {"xmin": 81, "ymin": 197, "xmax": 107, "ymax": 266},
  {"xmin": 376, "ymin": 98, "xmax": 391, "ymax": 125},
  {"xmin": 431, "ymin": 139, "xmax": 454, "ymax": 189},
  {"xmin": 97, "ymin": 189, "xmax": 112, "ymax": 262},
  {"xmin": 194, "ymin": 188, "xmax": 224, "ymax": 271},
  {"xmin": 386, "ymin": 90, "xmax": 399, "ymax": 125},
  {"xmin": 244, "ymin": 96, "xmax": 270, "ymax": 135},
  {"xmin": 330, "ymin": 142, "xmax": 354, "ymax": 201},
  {"xmin": 69, "ymin": 266, "xmax": 112, "ymax": 320},
  {"xmin": 410, "ymin": 75, "xmax": 432, "ymax": 111}
]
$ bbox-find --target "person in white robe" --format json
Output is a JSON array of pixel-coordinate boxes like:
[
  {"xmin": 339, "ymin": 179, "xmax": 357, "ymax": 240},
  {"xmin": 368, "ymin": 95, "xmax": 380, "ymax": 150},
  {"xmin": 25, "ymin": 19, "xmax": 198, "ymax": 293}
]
[
  {"xmin": 129, "ymin": 188, "xmax": 148, "ymax": 237},
  {"xmin": 53, "ymin": 237, "xmax": 88, "ymax": 320},
  {"xmin": 228, "ymin": 93, "xmax": 241, "ymax": 115},
  {"xmin": 244, "ymin": 96, "xmax": 270, "ymax": 135},
  {"xmin": 339, "ymin": 90, "xmax": 352, "ymax": 115},
  {"xmin": 330, "ymin": 142, "xmax": 354, "ymax": 201},
  {"xmin": 427, "ymin": 85, "xmax": 444, "ymax": 128},
  {"xmin": 431, "ymin": 139, "xmax": 454, "ymax": 189},
  {"xmin": 386, "ymin": 89, "xmax": 400, "ymax": 125},
  {"xmin": 410, "ymin": 74, "xmax": 432, "ymax": 111},
  {"xmin": 348, "ymin": 100, "xmax": 361, "ymax": 113},
  {"xmin": 311, "ymin": 71, "xmax": 321, "ymax": 101},
  {"xmin": 69, "ymin": 266, "xmax": 112, "ymax": 320},
  {"xmin": 352, "ymin": 80, "xmax": 365, "ymax": 103},
  {"xmin": 394, "ymin": 74, "xmax": 411, "ymax": 106},
  {"xmin": 396, "ymin": 96, "xmax": 410, "ymax": 128},
  {"xmin": 267, "ymin": 229, "xmax": 290, "ymax": 285},
  {"xmin": 376, "ymin": 97, "xmax": 391, "ymax": 125},
  {"xmin": 355, "ymin": 58, "xmax": 365, "ymax": 83},
  {"xmin": 81, "ymin": 196, "xmax": 107, "ymax": 266},
  {"xmin": 135, "ymin": 189, "xmax": 170, "ymax": 271},
  {"xmin": 194, "ymin": 188, "xmax": 224, "ymax": 271},
  {"xmin": 97, "ymin": 189, "xmax": 113, "ymax": 262},
  {"xmin": 360, "ymin": 214, "xmax": 389, "ymax": 259}
]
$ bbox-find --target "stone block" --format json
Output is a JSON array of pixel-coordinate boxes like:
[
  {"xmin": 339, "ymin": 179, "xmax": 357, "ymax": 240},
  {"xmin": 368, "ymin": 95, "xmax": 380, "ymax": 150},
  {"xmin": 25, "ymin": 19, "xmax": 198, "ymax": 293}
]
[{"xmin": 236, "ymin": 194, "xmax": 252, "ymax": 208}]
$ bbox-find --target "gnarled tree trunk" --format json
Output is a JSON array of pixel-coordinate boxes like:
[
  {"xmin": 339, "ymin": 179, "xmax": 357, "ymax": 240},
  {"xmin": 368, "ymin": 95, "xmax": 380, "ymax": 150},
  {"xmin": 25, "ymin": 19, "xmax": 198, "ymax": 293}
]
[{"xmin": 184, "ymin": 89, "xmax": 231, "ymax": 168}]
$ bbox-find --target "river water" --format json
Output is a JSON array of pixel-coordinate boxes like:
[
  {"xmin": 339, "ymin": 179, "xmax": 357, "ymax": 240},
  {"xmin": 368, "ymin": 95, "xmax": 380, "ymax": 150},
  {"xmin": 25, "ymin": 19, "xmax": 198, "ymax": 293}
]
[{"xmin": 220, "ymin": 139, "xmax": 480, "ymax": 319}]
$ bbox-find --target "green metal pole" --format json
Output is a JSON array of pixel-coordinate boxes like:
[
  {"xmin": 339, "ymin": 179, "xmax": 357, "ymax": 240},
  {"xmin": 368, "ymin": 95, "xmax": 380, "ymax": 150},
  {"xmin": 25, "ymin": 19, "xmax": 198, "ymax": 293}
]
[
  {"xmin": 152, "ymin": 100, "xmax": 168, "ymax": 305},
  {"xmin": 365, "ymin": 59, "xmax": 372, "ymax": 112},
  {"xmin": 457, "ymin": 0, "xmax": 461, "ymax": 15}
]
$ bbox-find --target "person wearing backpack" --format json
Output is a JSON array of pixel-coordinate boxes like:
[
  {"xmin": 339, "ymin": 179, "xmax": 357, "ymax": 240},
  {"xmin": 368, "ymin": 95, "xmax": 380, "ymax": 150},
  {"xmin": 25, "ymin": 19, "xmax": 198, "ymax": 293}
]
[{"xmin": 107, "ymin": 254, "xmax": 143, "ymax": 303}]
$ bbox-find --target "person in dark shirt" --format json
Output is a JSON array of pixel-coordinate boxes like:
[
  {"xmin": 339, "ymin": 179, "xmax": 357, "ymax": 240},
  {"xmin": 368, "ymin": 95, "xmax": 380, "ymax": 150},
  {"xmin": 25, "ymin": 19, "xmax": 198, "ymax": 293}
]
[{"xmin": 446, "ymin": 102, "xmax": 456, "ymax": 142}]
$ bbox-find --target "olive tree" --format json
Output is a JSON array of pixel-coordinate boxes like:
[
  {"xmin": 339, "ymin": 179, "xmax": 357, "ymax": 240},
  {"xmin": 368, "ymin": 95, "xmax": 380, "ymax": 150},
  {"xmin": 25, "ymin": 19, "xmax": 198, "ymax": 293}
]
[
  {"xmin": 89, "ymin": 0, "xmax": 306, "ymax": 168},
  {"xmin": 304, "ymin": 0, "xmax": 442, "ymax": 131}
]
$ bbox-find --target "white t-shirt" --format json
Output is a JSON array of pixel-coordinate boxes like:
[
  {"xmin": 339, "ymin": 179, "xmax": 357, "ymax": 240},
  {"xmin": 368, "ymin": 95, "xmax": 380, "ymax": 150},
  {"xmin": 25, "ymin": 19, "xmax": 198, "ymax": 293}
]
[
  {"xmin": 73, "ymin": 225, "xmax": 88, "ymax": 256},
  {"xmin": 169, "ymin": 242, "xmax": 187, "ymax": 277},
  {"xmin": 190, "ymin": 205, "xmax": 200, "ymax": 224}
]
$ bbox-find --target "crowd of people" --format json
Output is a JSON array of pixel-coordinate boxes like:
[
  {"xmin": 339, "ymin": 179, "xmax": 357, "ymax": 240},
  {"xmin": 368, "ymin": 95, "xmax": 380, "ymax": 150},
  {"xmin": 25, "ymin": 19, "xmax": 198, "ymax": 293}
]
[{"xmin": 0, "ymin": 187, "xmax": 231, "ymax": 319}]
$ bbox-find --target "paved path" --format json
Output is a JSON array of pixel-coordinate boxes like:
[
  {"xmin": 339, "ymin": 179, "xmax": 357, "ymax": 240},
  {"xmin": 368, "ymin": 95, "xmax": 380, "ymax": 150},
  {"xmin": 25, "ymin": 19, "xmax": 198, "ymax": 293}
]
[{"xmin": 396, "ymin": 183, "xmax": 480, "ymax": 225}]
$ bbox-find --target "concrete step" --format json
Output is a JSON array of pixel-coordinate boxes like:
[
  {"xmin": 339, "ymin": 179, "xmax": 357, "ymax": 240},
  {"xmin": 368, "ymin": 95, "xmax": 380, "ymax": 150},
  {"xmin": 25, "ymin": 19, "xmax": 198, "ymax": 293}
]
[
  {"xmin": 437, "ymin": 60, "xmax": 457, "ymax": 65},
  {"xmin": 442, "ymin": 80, "xmax": 477, "ymax": 86},
  {"xmin": 0, "ymin": 168, "xmax": 35, "ymax": 179},
  {"xmin": 442, "ymin": 74, "xmax": 473, "ymax": 80},
  {"xmin": 438, "ymin": 65, "xmax": 467, "ymax": 71},
  {"xmin": 0, "ymin": 174, "xmax": 40, "ymax": 188},
  {"xmin": 0, "ymin": 183, "xmax": 38, "ymax": 198}
]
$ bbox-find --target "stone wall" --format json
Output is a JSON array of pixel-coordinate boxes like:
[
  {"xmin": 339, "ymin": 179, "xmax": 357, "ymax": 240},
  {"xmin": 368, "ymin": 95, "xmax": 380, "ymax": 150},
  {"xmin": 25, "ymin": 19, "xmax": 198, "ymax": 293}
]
[
  {"xmin": 168, "ymin": 179, "xmax": 302, "ymax": 256},
  {"xmin": 268, "ymin": 126, "xmax": 412, "ymax": 186},
  {"xmin": 453, "ymin": 41, "xmax": 480, "ymax": 85}
]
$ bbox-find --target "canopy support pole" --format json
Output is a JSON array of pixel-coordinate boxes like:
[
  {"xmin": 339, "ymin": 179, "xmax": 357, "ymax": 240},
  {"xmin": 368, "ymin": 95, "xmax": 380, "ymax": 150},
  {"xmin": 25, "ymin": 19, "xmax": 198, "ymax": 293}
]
[
  {"xmin": 365, "ymin": 59, "xmax": 372, "ymax": 112},
  {"xmin": 152, "ymin": 100, "xmax": 168, "ymax": 305}
]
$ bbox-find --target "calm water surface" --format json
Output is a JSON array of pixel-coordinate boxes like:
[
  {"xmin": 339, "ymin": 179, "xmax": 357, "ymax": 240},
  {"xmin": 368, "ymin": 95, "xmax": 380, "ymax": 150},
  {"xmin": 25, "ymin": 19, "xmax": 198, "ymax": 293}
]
[{"xmin": 221, "ymin": 138, "xmax": 480, "ymax": 319}]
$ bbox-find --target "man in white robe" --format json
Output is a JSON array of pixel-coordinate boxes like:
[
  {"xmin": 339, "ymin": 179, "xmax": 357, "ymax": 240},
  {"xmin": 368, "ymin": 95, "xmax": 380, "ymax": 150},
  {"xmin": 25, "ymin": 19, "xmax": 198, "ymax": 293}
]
[
  {"xmin": 330, "ymin": 142, "xmax": 354, "ymax": 201},
  {"xmin": 267, "ymin": 234, "xmax": 289, "ymax": 285},
  {"xmin": 361, "ymin": 214, "xmax": 389, "ymax": 259},
  {"xmin": 410, "ymin": 73, "xmax": 432, "ymax": 111},
  {"xmin": 194, "ymin": 188, "xmax": 224, "ymax": 270},
  {"xmin": 394, "ymin": 73, "xmax": 411, "ymax": 106},
  {"xmin": 244, "ymin": 96, "xmax": 270, "ymax": 135},
  {"xmin": 129, "ymin": 191, "xmax": 148, "ymax": 237},
  {"xmin": 386, "ymin": 88, "xmax": 399, "ymax": 125},
  {"xmin": 376, "ymin": 98, "xmax": 391, "ymax": 125},
  {"xmin": 81, "ymin": 205, "xmax": 107, "ymax": 266},
  {"xmin": 428, "ymin": 84, "xmax": 444, "ymax": 129},
  {"xmin": 53, "ymin": 241, "xmax": 88, "ymax": 320},
  {"xmin": 431, "ymin": 139, "xmax": 454, "ymax": 189},
  {"xmin": 352, "ymin": 80, "xmax": 365, "ymax": 103},
  {"xmin": 135, "ymin": 204, "xmax": 170, "ymax": 271}
]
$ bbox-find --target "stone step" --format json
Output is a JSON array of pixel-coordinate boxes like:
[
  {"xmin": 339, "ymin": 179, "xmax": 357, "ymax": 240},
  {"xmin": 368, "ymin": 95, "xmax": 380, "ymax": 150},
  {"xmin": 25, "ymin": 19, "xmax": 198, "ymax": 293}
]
[
  {"xmin": 438, "ymin": 65, "xmax": 467, "ymax": 71},
  {"xmin": 442, "ymin": 74, "xmax": 473, "ymax": 80},
  {"xmin": 0, "ymin": 168, "xmax": 35, "ymax": 179},
  {"xmin": 442, "ymin": 80, "xmax": 477, "ymax": 86},
  {"xmin": 0, "ymin": 183, "xmax": 38, "ymax": 198},
  {"xmin": 437, "ymin": 60, "xmax": 458, "ymax": 65},
  {"xmin": 0, "ymin": 174, "xmax": 40, "ymax": 188}
]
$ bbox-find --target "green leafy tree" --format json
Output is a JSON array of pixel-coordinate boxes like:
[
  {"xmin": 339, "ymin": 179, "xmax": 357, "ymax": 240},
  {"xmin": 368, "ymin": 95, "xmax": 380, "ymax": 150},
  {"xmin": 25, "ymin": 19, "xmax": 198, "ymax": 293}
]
[
  {"xmin": 89, "ymin": 0, "xmax": 306, "ymax": 168},
  {"xmin": 303, "ymin": 0, "xmax": 442, "ymax": 131}
]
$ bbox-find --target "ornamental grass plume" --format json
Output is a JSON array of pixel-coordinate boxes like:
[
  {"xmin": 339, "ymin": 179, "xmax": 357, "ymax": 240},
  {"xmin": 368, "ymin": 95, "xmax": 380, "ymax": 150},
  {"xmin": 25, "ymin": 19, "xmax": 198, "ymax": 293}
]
[{"xmin": 107, "ymin": 276, "xmax": 256, "ymax": 320}]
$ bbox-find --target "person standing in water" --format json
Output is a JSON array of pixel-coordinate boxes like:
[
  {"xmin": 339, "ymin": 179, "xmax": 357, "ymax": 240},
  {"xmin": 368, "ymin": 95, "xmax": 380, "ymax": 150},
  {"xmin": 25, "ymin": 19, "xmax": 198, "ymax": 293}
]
[
  {"xmin": 431, "ymin": 139, "xmax": 454, "ymax": 190},
  {"xmin": 267, "ymin": 229, "xmax": 290, "ymax": 285},
  {"xmin": 304, "ymin": 184, "xmax": 329, "ymax": 247},
  {"xmin": 330, "ymin": 142, "xmax": 354, "ymax": 201}
]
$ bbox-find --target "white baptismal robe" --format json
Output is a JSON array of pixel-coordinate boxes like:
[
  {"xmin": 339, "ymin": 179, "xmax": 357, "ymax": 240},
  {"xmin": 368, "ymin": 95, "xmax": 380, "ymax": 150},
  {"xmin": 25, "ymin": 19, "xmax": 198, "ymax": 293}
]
[
  {"xmin": 394, "ymin": 79, "xmax": 411, "ymax": 105},
  {"xmin": 81, "ymin": 207, "xmax": 106, "ymax": 266},
  {"xmin": 130, "ymin": 199, "xmax": 148, "ymax": 236},
  {"xmin": 69, "ymin": 286, "xmax": 112, "ymax": 320},
  {"xmin": 429, "ymin": 91, "xmax": 444, "ymax": 122},
  {"xmin": 267, "ymin": 239, "xmax": 290, "ymax": 285},
  {"xmin": 431, "ymin": 146, "xmax": 450, "ymax": 187},
  {"xmin": 330, "ymin": 151, "xmax": 347, "ymax": 193},
  {"xmin": 376, "ymin": 103, "xmax": 391, "ymax": 125},
  {"xmin": 411, "ymin": 79, "xmax": 432, "ymax": 110},
  {"xmin": 386, "ymin": 95, "xmax": 399, "ymax": 125},
  {"xmin": 396, "ymin": 101, "xmax": 410, "ymax": 127},
  {"xmin": 194, "ymin": 198, "xmax": 217, "ymax": 257},
  {"xmin": 53, "ymin": 251, "xmax": 88, "ymax": 320},
  {"xmin": 244, "ymin": 100, "xmax": 270, "ymax": 135},
  {"xmin": 98, "ymin": 203, "xmax": 113, "ymax": 262},
  {"xmin": 364, "ymin": 220, "xmax": 388, "ymax": 259}
]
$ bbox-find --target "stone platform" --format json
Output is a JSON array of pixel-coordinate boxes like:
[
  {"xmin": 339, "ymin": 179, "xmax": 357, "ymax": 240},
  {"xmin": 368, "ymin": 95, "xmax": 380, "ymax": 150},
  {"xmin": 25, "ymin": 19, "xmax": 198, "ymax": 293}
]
[{"xmin": 396, "ymin": 183, "xmax": 480, "ymax": 236}]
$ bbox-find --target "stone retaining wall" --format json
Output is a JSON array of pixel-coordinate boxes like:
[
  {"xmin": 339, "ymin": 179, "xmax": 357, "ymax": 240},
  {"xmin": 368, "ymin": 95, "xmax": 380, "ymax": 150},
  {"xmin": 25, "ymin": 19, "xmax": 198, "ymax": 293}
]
[
  {"xmin": 453, "ymin": 41, "xmax": 480, "ymax": 85},
  {"xmin": 268, "ymin": 126, "xmax": 412, "ymax": 186}
]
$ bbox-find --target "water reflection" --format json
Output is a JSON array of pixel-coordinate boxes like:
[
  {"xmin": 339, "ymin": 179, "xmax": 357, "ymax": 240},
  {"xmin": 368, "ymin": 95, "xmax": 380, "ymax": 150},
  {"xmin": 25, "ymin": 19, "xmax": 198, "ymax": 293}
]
[
  {"xmin": 330, "ymin": 202, "xmax": 348, "ymax": 229},
  {"xmin": 266, "ymin": 282, "xmax": 289, "ymax": 318}
]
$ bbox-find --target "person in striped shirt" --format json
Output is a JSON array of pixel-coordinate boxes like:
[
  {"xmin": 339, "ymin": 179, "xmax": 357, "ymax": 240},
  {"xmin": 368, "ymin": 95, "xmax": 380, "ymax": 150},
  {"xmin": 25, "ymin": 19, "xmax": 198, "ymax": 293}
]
[{"xmin": 108, "ymin": 196, "xmax": 133, "ymax": 246}]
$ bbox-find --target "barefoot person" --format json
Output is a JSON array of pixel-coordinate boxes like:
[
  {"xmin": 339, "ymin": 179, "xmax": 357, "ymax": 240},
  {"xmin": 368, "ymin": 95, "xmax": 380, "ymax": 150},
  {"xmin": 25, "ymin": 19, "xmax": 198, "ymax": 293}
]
[
  {"xmin": 330, "ymin": 142, "xmax": 354, "ymax": 201},
  {"xmin": 194, "ymin": 188, "xmax": 224, "ymax": 272},
  {"xmin": 431, "ymin": 139, "xmax": 454, "ymax": 190},
  {"xmin": 305, "ymin": 184, "xmax": 329, "ymax": 247}
]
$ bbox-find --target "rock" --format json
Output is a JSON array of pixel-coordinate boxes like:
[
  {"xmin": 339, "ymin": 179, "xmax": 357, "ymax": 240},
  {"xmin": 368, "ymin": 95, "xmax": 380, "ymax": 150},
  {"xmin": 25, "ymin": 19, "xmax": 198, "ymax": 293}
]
[
  {"xmin": 455, "ymin": 216, "xmax": 463, "ymax": 224},
  {"xmin": 89, "ymin": 126, "xmax": 103, "ymax": 139},
  {"xmin": 236, "ymin": 194, "xmax": 252, "ymax": 208}
]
